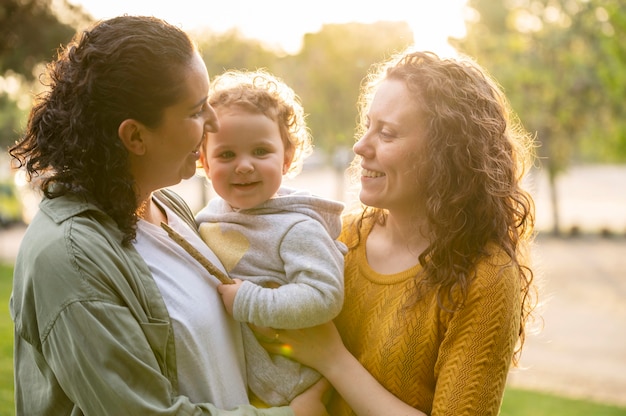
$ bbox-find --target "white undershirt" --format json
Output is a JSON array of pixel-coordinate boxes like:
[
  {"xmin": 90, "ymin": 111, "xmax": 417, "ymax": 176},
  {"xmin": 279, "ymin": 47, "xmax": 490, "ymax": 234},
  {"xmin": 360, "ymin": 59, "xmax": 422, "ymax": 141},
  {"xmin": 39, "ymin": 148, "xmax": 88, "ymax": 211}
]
[{"xmin": 133, "ymin": 201, "xmax": 249, "ymax": 408}]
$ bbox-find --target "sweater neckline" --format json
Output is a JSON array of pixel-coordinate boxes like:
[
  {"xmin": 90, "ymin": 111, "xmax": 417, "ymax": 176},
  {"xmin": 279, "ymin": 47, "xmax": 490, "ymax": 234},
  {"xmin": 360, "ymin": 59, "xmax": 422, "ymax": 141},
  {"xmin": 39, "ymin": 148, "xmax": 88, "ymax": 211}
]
[{"xmin": 356, "ymin": 221, "xmax": 423, "ymax": 285}]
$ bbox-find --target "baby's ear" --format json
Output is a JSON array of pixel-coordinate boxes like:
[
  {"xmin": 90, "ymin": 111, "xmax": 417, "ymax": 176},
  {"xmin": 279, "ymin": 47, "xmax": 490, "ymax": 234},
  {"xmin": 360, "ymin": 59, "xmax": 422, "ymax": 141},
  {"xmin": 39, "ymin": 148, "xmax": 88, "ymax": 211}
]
[
  {"xmin": 283, "ymin": 147, "xmax": 295, "ymax": 175},
  {"xmin": 118, "ymin": 119, "xmax": 146, "ymax": 155},
  {"xmin": 199, "ymin": 151, "xmax": 214, "ymax": 180}
]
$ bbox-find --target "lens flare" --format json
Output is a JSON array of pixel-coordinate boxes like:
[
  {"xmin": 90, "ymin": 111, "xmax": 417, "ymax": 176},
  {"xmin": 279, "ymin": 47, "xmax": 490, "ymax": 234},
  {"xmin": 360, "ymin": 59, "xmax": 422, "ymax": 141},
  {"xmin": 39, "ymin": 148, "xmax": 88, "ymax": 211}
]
[{"xmin": 279, "ymin": 344, "xmax": 293, "ymax": 356}]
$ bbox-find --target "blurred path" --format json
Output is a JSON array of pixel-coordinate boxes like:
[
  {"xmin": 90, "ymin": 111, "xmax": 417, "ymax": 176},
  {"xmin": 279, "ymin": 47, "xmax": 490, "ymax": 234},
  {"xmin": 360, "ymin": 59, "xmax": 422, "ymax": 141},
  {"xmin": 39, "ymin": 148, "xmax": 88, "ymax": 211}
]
[
  {"xmin": 529, "ymin": 164, "xmax": 626, "ymax": 234},
  {"xmin": 507, "ymin": 234, "xmax": 626, "ymax": 407}
]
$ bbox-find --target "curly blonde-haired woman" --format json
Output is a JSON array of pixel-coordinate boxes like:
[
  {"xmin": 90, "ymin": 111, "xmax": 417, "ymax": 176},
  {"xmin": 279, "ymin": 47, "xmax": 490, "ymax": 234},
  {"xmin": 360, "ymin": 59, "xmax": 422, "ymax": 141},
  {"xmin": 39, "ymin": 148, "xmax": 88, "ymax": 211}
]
[{"xmin": 260, "ymin": 50, "xmax": 538, "ymax": 416}]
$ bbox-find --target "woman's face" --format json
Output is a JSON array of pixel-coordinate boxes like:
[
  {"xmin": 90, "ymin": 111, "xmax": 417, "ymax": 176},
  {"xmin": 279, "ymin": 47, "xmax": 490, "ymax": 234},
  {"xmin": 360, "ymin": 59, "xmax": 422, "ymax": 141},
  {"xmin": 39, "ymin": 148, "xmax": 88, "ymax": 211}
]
[
  {"xmin": 353, "ymin": 78, "xmax": 427, "ymax": 214},
  {"xmin": 132, "ymin": 53, "xmax": 218, "ymax": 195},
  {"xmin": 202, "ymin": 107, "xmax": 290, "ymax": 210}
]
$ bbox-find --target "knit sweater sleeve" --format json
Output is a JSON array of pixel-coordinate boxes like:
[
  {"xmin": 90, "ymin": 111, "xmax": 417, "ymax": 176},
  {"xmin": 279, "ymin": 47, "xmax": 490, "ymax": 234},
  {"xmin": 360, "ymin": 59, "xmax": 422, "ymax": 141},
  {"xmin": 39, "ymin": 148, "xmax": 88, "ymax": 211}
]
[{"xmin": 432, "ymin": 251, "xmax": 521, "ymax": 416}]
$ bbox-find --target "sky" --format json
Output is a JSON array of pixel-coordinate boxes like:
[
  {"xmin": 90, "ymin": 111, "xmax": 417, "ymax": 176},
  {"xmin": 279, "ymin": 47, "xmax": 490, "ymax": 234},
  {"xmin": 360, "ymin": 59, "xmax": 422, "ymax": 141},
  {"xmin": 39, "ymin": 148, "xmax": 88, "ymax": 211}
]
[{"xmin": 67, "ymin": 0, "xmax": 469, "ymax": 55}]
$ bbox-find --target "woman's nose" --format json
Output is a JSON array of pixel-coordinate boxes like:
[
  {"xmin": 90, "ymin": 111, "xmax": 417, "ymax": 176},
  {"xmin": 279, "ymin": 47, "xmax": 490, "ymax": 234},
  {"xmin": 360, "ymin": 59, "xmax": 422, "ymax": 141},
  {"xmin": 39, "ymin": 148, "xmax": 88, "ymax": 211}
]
[{"xmin": 353, "ymin": 134, "xmax": 370, "ymax": 157}]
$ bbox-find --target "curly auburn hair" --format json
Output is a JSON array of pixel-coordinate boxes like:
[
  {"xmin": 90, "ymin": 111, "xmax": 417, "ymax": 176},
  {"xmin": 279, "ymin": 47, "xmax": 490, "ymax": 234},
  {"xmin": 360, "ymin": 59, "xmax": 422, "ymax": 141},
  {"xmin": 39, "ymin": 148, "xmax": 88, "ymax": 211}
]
[
  {"xmin": 9, "ymin": 16, "xmax": 197, "ymax": 245},
  {"xmin": 351, "ymin": 50, "xmax": 538, "ymax": 365},
  {"xmin": 206, "ymin": 69, "xmax": 313, "ymax": 177}
]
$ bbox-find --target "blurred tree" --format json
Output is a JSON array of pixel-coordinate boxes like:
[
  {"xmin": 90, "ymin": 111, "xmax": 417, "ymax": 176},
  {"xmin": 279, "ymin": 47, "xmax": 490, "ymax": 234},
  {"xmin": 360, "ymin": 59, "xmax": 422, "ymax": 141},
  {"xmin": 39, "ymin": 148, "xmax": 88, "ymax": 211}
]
[
  {"xmin": 0, "ymin": 0, "xmax": 91, "ymax": 150},
  {"xmin": 196, "ymin": 28, "xmax": 282, "ymax": 76},
  {"xmin": 454, "ymin": 0, "xmax": 626, "ymax": 235},
  {"xmin": 0, "ymin": 0, "xmax": 90, "ymax": 79},
  {"xmin": 287, "ymin": 22, "xmax": 413, "ymax": 160},
  {"xmin": 576, "ymin": 0, "xmax": 626, "ymax": 162},
  {"xmin": 0, "ymin": 90, "xmax": 24, "ymax": 147}
]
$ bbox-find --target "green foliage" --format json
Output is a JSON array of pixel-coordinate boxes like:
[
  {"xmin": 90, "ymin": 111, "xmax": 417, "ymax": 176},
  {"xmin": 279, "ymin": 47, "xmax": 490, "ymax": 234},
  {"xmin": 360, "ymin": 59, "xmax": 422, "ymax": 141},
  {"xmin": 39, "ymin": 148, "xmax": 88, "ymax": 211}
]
[
  {"xmin": 0, "ymin": 0, "xmax": 90, "ymax": 79},
  {"xmin": 0, "ymin": 0, "xmax": 92, "ymax": 152},
  {"xmin": 0, "ymin": 180, "xmax": 23, "ymax": 227},
  {"xmin": 455, "ymin": 0, "xmax": 626, "ymax": 172},
  {"xmin": 286, "ymin": 22, "xmax": 413, "ymax": 156},
  {"xmin": 196, "ymin": 29, "xmax": 283, "ymax": 76},
  {"xmin": 3, "ymin": 0, "xmax": 625, "ymax": 169},
  {"xmin": 0, "ymin": 91, "xmax": 29, "ymax": 152},
  {"xmin": 501, "ymin": 388, "xmax": 626, "ymax": 415},
  {"xmin": 454, "ymin": 0, "xmax": 626, "ymax": 234}
]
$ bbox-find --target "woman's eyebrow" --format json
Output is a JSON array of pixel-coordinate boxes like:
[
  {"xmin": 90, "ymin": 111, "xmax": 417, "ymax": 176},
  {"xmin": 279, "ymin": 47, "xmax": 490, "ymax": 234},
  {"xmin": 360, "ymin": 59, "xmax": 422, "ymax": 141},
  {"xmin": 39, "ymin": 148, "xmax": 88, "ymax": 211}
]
[{"xmin": 189, "ymin": 96, "xmax": 208, "ymax": 110}]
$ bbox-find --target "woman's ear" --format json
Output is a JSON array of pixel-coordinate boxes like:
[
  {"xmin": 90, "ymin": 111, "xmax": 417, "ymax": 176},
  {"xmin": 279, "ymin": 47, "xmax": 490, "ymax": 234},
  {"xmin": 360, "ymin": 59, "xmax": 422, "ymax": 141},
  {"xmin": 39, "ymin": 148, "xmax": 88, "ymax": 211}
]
[{"xmin": 118, "ymin": 119, "xmax": 146, "ymax": 156}]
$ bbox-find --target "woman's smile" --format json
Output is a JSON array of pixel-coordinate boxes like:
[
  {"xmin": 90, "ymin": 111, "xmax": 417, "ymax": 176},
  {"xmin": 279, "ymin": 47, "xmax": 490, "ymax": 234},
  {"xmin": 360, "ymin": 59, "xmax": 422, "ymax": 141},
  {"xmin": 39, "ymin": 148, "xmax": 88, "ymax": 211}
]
[{"xmin": 361, "ymin": 168, "xmax": 386, "ymax": 178}]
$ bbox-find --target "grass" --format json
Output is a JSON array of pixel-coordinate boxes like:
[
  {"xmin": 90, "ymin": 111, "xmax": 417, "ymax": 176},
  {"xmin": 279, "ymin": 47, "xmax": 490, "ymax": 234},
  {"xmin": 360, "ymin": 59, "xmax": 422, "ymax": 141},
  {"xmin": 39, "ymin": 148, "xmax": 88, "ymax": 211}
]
[
  {"xmin": 501, "ymin": 388, "xmax": 626, "ymax": 415},
  {"xmin": 0, "ymin": 263, "xmax": 15, "ymax": 415},
  {"xmin": 1, "ymin": 263, "xmax": 625, "ymax": 415}
]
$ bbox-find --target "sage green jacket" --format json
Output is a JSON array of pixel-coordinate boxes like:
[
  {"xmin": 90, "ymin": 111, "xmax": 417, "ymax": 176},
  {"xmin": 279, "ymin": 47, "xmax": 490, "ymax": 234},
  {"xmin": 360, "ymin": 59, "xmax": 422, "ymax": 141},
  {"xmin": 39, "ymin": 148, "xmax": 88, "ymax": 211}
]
[{"xmin": 10, "ymin": 190, "xmax": 293, "ymax": 416}]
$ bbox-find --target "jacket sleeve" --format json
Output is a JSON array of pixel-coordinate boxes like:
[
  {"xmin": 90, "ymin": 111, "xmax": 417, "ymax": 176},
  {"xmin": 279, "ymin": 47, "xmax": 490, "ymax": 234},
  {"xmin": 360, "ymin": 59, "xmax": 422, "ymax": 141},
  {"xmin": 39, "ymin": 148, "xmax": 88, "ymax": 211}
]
[
  {"xmin": 431, "ymin": 255, "xmax": 522, "ymax": 416},
  {"xmin": 233, "ymin": 219, "xmax": 345, "ymax": 329}
]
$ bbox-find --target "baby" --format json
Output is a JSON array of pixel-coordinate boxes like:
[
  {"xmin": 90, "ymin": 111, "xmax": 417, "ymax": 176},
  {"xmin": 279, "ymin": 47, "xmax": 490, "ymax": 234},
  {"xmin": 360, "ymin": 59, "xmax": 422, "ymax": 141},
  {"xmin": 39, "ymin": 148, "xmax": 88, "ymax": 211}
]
[{"xmin": 196, "ymin": 69, "xmax": 346, "ymax": 406}]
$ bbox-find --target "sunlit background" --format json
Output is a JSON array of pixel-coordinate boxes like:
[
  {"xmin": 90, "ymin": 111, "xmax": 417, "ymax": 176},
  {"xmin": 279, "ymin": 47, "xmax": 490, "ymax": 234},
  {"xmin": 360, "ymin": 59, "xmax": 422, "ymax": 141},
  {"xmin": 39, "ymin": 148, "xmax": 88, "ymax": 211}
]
[
  {"xmin": 1, "ymin": 1, "xmax": 626, "ymax": 414},
  {"xmin": 56, "ymin": 0, "xmax": 626, "ymax": 236},
  {"xmin": 67, "ymin": 0, "xmax": 468, "ymax": 55}
]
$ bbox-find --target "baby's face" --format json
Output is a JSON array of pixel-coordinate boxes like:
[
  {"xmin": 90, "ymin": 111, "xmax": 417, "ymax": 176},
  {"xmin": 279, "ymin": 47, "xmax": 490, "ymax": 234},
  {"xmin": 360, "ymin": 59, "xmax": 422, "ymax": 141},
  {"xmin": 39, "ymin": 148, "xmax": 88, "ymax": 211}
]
[{"xmin": 203, "ymin": 107, "xmax": 289, "ymax": 210}]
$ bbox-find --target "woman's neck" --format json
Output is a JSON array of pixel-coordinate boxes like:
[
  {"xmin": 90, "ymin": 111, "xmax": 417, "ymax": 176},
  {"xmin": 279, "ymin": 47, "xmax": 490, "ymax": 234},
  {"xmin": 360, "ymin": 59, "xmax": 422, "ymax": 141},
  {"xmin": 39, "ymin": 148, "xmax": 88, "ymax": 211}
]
[
  {"xmin": 137, "ymin": 196, "xmax": 167, "ymax": 226},
  {"xmin": 365, "ymin": 211, "xmax": 430, "ymax": 274}
]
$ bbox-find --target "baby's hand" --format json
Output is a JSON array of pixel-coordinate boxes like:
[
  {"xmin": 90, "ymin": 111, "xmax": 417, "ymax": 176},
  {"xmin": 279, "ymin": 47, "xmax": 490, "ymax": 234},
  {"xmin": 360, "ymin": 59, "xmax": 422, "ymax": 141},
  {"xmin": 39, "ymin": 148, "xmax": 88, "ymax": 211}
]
[{"xmin": 217, "ymin": 278, "xmax": 243, "ymax": 315}]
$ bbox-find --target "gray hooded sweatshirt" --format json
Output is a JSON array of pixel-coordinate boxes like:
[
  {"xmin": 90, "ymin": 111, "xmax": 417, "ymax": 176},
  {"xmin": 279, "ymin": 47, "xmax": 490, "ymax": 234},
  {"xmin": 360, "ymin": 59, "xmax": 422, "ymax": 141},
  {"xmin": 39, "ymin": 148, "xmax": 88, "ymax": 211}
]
[{"xmin": 196, "ymin": 186, "xmax": 346, "ymax": 406}]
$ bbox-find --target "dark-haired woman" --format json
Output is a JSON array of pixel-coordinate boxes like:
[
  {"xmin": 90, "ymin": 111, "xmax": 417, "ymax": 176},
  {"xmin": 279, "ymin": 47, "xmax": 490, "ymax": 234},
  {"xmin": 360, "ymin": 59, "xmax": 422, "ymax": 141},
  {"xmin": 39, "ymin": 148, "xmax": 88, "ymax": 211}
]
[
  {"xmin": 261, "ymin": 49, "xmax": 538, "ymax": 416},
  {"xmin": 9, "ymin": 15, "xmax": 325, "ymax": 416}
]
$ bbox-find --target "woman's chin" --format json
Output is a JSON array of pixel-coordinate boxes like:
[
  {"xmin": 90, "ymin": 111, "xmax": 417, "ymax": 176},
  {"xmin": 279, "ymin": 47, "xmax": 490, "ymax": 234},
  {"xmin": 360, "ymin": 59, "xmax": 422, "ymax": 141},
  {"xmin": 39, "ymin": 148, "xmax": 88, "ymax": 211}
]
[{"xmin": 358, "ymin": 191, "xmax": 378, "ymax": 208}]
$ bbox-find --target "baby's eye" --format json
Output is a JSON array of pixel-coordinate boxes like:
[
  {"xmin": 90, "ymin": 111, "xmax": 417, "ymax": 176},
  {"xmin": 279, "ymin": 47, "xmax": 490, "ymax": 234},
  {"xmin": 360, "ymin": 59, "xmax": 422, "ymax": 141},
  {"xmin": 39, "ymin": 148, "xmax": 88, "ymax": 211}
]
[
  {"xmin": 253, "ymin": 148, "xmax": 270, "ymax": 156},
  {"xmin": 218, "ymin": 150, "xmax": 235, "ymax": 159}
]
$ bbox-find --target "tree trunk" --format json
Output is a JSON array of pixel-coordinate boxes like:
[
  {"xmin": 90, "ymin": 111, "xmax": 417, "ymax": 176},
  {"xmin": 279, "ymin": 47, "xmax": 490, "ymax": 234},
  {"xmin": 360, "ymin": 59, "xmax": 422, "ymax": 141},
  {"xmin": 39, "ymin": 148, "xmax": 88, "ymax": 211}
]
[{"xmin": 548, "ymin": 169, "xmax": 561, "ymax": 236}]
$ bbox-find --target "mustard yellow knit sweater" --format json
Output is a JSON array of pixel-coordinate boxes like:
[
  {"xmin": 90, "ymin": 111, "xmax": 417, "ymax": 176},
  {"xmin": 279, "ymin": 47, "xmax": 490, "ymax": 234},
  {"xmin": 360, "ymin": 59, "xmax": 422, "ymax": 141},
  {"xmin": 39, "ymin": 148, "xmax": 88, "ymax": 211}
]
[{"xmin": 328, "ymin": 216, "xmax": 521, "ymax": 415}]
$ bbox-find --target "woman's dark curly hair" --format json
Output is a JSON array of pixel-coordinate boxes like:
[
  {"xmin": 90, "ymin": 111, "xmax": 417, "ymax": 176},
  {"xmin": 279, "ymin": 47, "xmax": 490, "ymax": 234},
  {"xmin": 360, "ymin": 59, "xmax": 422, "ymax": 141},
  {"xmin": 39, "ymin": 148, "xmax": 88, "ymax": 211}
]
[
  {"xmin": 350, "ymin": 50, "xmax": 538, "ymax": 366},
  {"xmin": 9, "ymin": 16, "xmax": 197, "ymax": 244}
]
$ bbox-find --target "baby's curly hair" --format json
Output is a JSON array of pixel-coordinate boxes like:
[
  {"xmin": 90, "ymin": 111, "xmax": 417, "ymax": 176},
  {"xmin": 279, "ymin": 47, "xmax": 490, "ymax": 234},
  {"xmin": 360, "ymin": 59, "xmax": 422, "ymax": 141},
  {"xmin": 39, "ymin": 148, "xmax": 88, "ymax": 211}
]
[
  {"xmin": 208, "ymin": 69, "xmax": 313, "ymax": 177},
  {"xmin": 9, "ymin": 16, "xmax": 197, "ymax": 244},
  {"xmin": 352, "ymin": 50, "xmax": 537, "ymax": 366}
]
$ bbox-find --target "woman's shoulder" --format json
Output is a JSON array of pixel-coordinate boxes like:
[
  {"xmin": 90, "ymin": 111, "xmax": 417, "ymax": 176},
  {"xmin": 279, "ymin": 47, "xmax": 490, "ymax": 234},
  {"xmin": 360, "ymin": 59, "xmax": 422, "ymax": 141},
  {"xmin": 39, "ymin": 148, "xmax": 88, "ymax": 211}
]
[
  {"xmin": 471, "ymin": 243, "xmax": 521, "ymax": 295},
  {"xmin": 340, "ymin": 210, "xmax": 365, "ymax": 244}
]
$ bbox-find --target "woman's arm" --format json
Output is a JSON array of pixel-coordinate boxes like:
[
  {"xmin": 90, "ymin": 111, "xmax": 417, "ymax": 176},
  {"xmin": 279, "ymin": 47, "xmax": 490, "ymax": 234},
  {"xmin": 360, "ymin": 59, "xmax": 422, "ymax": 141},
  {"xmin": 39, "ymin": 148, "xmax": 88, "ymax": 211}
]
[
  {"xmin": 428, "ymin": 259, "xmax": 521, "ymax": 415},
  {"xmin": 289, "ymin": 378, "xmax": 332, "ymax": 416},
  {"xmin": 254, "ymin": 322, "xmax": 427, "ymax": 416}
]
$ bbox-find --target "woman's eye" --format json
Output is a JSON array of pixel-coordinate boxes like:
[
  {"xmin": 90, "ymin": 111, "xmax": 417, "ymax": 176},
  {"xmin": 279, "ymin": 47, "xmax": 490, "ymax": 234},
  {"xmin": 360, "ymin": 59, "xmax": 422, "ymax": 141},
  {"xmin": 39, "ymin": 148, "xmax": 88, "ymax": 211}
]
[
  {"xmin": 380, "ymin": 129, "xmax": 395, "ymax": 139},
  {"xmin": 193, "ymin": 102, "xmax": 209, "ymax": 117}
]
